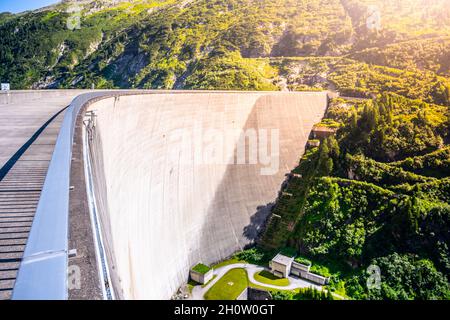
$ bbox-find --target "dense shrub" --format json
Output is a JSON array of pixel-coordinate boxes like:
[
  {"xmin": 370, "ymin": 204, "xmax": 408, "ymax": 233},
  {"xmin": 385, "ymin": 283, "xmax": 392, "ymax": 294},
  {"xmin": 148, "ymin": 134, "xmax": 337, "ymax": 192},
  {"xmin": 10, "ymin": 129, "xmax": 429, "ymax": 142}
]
[{"xmin": 346, "ymin": 253, "xmax": 450, "ymax": 300}]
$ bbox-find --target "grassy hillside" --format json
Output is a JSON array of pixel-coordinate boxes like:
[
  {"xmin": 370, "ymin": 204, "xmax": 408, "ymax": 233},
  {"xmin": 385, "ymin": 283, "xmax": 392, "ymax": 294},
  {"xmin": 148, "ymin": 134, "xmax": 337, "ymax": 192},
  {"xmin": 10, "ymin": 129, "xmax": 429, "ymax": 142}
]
[
  {"xmin": 0, "ymin": 0, "xmax": 354, "ymax": 89},
  {"xmin": 2, "ymin": 0, "xmax": 450, "ymax": 91}
]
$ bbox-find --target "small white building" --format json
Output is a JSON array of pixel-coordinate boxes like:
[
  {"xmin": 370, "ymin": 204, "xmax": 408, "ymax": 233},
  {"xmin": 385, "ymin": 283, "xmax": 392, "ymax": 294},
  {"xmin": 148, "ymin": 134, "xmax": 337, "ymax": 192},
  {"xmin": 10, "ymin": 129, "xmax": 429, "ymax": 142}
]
[
  {"xmin": 190, "ymin": 263, "xmax": 213, "ymax": 285},
  {"xmin": 270, "ymin": 253, "xmax": 330, "ymax": 285},
  {"xmin": 269, "ymin": 253, "xmax": 295, "ymax": 278},
  {"xmin": 290, "ymin": 260, "xmax": 311, "ymax": 278}
]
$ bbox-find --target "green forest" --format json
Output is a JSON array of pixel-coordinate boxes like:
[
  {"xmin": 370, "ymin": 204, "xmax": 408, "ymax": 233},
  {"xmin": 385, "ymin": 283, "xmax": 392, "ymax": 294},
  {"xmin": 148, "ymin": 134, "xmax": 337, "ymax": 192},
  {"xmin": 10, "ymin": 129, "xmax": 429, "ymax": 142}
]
[
  {"xmin": 260, "ymin": 93, "xmax": 450, "ymax": 299},
  {"xmin": 1, "ymin": 0, "xmax": 450, "ymax": 300}
]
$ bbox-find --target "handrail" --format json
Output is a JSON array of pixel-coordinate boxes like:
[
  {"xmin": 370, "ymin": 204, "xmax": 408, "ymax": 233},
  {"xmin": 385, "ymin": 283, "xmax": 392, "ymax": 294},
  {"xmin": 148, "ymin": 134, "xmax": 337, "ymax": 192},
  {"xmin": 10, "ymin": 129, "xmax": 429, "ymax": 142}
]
[{"xmin": 12, "ymin": 91, "xmax": 111, "ymax": 300}]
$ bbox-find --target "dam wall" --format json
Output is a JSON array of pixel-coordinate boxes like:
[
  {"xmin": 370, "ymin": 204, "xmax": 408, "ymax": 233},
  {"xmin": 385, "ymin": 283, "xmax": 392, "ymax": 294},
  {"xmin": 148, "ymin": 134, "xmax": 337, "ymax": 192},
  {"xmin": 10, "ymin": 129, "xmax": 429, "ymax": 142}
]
[
  {"xmin": 0, "ymin": 90, "xmax": 87, "ymax": 105},
  {"xmin": 85, "ymin": 92, "xmax": 328, "ymax": 299}
]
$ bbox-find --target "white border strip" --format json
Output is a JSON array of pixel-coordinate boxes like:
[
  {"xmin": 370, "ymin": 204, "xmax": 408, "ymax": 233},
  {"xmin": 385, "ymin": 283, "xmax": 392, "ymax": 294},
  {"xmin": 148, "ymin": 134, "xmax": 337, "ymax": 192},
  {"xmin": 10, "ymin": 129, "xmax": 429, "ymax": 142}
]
[{"xmin": 82, "ymin": 118, "xmax": 116, "ymax": 300}]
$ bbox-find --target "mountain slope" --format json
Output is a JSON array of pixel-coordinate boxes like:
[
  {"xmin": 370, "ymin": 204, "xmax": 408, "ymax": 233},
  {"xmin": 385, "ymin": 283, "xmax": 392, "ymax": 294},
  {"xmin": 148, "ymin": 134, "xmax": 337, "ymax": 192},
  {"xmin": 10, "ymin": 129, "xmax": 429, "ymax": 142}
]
[{"xmin": 2, "ymin": 0, "xmax": 450, "ymax": 90}]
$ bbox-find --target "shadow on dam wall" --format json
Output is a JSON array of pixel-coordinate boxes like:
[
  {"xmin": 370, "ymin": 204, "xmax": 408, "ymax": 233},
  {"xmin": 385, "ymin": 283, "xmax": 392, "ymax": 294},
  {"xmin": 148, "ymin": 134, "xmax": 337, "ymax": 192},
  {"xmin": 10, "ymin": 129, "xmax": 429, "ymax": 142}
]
[
  {"xmin": 83, "ymin": 92, "xmax": 328, "ymax": 300},
  {"xmin": 197, "ymin": 93, "xmax": 324, "ymax": 265}
]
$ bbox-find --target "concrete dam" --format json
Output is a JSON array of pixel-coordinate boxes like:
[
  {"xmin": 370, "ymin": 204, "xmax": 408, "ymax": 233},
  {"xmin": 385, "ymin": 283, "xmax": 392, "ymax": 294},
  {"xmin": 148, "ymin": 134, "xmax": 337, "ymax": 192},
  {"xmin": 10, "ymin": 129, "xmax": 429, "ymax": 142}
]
[
  {"xmin": 1, "ymin": 90, "xmax": 328, "ymax": 300},
  {"xmin": 84, "ymin": 92, "xmax": 327, "ymax": 299}
]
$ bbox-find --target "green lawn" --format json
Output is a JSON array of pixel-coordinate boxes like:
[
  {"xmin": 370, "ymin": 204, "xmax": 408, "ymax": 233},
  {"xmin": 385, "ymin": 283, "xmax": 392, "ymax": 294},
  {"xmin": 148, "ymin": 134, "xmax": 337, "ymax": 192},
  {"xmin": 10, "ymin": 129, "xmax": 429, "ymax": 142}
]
[
  {"xmin": 201, "ymin": 267, "xmax": 346, "ymax": 300},
  {"xmin": 204, "ymin": 268, "xmax": 248, "ymax": 300},
  {"xmin": 253, "ymin": 270, "xmax": 290, "ymax": 287}
]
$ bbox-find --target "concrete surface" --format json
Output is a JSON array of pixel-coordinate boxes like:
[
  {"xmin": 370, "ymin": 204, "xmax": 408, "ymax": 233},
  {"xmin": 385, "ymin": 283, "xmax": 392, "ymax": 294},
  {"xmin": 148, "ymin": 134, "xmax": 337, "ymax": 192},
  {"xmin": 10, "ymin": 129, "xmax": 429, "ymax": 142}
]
[
  {"xmin": 0, "ymin": 90, "xmax": 85, "ymax": 300},
  {"xmin": 0, "ymin": 111, "xmax": 67, "ymax": 300},
  {"xmin": 68, "ymin": 107, "xmax": 103, "ymax": 300},
  {"xmin": 0, "ymin": 91, "xmax": 84, "ymax": 168},
  {"xmin": 85, "ymin": 92, "xmax": 328, "ymax": 299}
]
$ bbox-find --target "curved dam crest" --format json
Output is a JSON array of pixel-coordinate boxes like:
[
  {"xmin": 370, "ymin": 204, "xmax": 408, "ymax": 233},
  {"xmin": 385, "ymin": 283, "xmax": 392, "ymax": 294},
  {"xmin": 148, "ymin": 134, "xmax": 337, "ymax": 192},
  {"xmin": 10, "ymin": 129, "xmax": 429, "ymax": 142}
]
[{"xmin": 85, "ymin": 92, "xmax": 328, "ymax": 299}]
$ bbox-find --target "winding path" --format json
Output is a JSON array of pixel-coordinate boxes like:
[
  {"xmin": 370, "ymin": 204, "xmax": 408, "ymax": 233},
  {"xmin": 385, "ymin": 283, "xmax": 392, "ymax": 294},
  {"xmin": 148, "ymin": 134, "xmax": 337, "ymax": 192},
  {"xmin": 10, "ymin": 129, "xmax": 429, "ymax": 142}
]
[{"xmin": 189, "ymin": 263, "xmax": 322, "ymax": 300}]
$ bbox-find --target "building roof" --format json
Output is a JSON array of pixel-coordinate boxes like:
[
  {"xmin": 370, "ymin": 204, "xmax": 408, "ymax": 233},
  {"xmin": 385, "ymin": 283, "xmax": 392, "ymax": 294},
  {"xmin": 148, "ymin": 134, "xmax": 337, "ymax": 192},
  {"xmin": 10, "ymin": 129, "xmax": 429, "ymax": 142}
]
[
  {"xmin": 271, "ymin": 253, "xmax": 295, "ymax": 266},
  {"xmin": 192, "ymin": 263, "xmax": 211, "ymax": 274},
  {"xmin": 312, "ymin": 126, "xmax": 337, "ymax": 133}
]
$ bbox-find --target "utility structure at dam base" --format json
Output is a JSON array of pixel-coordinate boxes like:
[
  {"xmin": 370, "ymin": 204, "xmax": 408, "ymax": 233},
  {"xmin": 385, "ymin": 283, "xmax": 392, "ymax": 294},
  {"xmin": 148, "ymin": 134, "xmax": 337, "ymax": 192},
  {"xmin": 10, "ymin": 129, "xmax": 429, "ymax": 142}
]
[{"xmin": 0, "ymin": 90, "xmax": 329, "ymax": 300}]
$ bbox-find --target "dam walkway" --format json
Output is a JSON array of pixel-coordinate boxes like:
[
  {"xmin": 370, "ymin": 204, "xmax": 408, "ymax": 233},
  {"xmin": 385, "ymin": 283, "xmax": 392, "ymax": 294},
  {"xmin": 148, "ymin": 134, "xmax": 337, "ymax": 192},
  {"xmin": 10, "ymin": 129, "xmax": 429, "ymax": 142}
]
[{"xmin": 0, "ymin": 91, "xmax": 82, "ymax": 300}]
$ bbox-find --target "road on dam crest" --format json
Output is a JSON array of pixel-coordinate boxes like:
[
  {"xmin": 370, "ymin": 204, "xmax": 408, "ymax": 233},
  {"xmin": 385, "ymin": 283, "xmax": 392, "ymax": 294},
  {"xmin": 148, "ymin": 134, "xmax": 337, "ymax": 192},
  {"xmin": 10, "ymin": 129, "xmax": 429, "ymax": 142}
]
[{"xmin": 0, "ymin": 90, "xmax": 86, "ymax": 300}]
